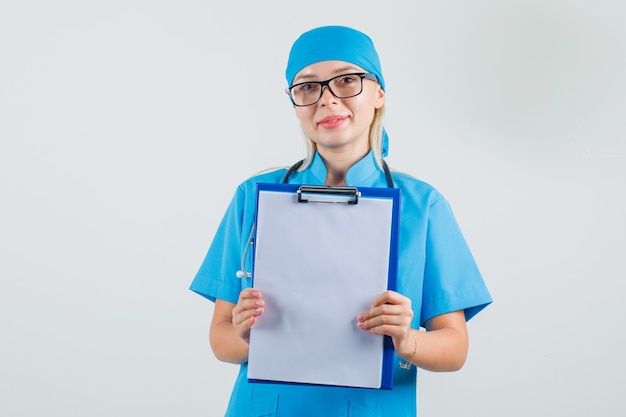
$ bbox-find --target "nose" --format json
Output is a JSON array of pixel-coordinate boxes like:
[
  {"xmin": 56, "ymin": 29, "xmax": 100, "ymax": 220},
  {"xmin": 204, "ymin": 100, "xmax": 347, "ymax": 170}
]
[{"xmin": 318, "ymin": 85, "xmax": 338, "ymax": 106}]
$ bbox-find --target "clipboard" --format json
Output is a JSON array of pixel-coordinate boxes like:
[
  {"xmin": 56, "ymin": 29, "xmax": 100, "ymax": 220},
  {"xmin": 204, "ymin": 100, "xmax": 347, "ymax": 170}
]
[{"xmin": 247, "ymin": 183, "xmax": 400, "ymax": 389}]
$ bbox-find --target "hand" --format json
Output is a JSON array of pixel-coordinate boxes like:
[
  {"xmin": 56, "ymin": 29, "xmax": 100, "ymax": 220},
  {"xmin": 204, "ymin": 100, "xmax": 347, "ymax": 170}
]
[
  {"xmin": 357, "ymin": 290, "xmax": 414, "ymax": 354},
  {"xmin": 231, "ymin": 288, "xmax": 264, "ymax": 343}
]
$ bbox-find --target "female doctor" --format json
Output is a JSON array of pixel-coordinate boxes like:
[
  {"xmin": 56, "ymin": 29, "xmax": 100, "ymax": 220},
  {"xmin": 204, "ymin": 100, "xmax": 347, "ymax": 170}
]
[{"xmin": 190, "ymin": 25, "xmax": 492, "ymax": 417}]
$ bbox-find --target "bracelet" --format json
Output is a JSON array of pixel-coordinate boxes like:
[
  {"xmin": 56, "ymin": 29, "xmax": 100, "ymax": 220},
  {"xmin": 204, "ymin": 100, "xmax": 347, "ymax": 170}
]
[{"xmin": 409, "ymin": 329, "xmax": 417, "ymax": 366}]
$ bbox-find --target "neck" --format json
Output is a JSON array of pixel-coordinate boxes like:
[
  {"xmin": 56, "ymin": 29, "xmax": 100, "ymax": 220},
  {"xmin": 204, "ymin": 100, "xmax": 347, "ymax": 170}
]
[{"xmin": 318, "ymin": 146, "xmax": 370, "ymax": 186}]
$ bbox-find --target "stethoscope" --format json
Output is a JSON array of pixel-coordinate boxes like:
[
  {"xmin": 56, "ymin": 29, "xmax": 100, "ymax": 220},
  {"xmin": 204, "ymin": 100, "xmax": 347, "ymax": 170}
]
[{"xmin": 235, "ymin": 159, "xmax": 395, "ymax": 279}]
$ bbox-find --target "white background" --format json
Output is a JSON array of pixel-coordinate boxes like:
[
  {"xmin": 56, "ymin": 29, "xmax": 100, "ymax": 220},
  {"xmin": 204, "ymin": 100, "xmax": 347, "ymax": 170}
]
[{"xmin": 1, "ymin": 1, "xmax": 624, "ymax": 416}]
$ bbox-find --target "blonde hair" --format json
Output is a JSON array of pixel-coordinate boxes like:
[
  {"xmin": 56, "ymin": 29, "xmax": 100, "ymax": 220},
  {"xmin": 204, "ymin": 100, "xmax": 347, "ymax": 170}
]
[{"xmin": 296, "ymin": 105, "xmax": 386, "ymax": 171}]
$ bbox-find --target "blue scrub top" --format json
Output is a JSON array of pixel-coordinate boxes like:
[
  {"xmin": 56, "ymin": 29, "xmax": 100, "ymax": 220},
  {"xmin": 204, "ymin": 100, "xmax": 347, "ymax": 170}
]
[{"xmin": 190, "ymin": 152, "xmax": 492, "ymax": 417}]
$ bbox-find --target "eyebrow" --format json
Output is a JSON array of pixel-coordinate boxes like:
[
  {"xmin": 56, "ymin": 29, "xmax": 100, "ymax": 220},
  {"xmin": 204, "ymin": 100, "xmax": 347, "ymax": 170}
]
[{"xmin": 294, "ymin": 66, "xmax": 362, "ymax": 83}]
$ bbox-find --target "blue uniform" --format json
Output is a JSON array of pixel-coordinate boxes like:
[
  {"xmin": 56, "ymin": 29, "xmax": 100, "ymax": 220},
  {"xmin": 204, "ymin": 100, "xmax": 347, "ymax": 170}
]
[{"xmin": 190, "ymin": 152, "xmax": 492, "ymax": 416}]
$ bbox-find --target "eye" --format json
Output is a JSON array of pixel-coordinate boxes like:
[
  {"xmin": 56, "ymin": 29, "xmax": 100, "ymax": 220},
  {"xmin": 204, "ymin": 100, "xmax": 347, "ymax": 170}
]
[
  {"xmin": 295, "ymin": 83, "xmax": 319, "ymax": 94},
  {"xmin": 337, "ymin": 75, "xmax": 357, "ymax": 85}
]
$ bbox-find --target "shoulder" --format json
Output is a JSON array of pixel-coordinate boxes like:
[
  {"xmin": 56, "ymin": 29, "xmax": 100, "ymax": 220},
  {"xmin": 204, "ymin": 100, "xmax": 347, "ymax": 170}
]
[
  {"xmin": 235, "ymin": 167, "xmax": 289, "ymax": 195},
  {"xmin": 220, "ymin": 167, "xmax": 289, "ymax": 219},
  {"xmin": 390, "ymin": 171, "xmax": 446, "ymax": 207}
]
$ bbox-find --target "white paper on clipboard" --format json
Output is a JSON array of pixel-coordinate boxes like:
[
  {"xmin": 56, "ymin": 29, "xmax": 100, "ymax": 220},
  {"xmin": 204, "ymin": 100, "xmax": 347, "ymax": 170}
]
[{"xmin": 247, "ymin": 184, "xmax": 399, "ymax": 389}]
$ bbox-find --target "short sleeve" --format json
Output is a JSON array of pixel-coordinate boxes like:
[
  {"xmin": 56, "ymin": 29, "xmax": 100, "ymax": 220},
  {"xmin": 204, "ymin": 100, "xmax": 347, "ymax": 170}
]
[
  {"xmin": 421, "ymin": 198, "xmax": 492, "ymax": 325},
  {"xmin": 189, "ymin": 187, "xmax": 246, "ymax": 304}
]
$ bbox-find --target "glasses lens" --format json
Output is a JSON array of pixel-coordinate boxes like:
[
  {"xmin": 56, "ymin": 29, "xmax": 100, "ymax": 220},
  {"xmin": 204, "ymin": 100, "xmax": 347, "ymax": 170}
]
[
  {"xmin": 329, "ymin": 74, "xmax": 363, "ymax": 99},
  {"xmin": 290, "ymin": 82, "xmax": 321, "ymax": 106},
  {"xmin": 290, "ymin": 74, "xmax": 365, "ymax": 106}
]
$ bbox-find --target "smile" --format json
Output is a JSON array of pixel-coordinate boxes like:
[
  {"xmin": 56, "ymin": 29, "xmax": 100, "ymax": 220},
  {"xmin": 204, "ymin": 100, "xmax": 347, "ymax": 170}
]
[{"xmin": 318, "ymin": 115, "xmax": 348, "ymax": 129}]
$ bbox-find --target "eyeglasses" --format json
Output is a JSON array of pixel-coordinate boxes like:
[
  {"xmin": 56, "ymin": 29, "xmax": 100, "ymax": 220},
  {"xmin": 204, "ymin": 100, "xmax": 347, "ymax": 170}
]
[{"xmin": 286, "ymin": 72, "xmax": 378, "ymax": 107}]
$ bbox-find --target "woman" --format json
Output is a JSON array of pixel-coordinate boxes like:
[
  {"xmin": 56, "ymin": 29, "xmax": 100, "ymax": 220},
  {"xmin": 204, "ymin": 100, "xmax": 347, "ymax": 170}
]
[{"xmin": 190, "ymin": 25, "xmax": 492, "ymax": 417}]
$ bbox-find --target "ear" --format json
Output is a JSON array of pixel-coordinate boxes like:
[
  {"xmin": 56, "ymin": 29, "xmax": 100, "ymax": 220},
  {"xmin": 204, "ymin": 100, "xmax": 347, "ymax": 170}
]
[{"xmin": 374, "ymin": 86, "xmax": 385, "ymax": 109}]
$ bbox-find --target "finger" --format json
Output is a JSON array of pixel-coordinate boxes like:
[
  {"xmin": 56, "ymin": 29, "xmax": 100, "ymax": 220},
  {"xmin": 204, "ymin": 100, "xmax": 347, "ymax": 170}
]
[
  {"xmin": 232, "ymin": 290, "xmax": 264, "ymax": 315},
  {"xmin": 370, "ymin": 290, "xmax": 410, "ymax": 308},
  {"xmin": 233, "ymin": 297, "xmax": 264, "ymax": 316},
  {"xmin": 238, "ymin": 288, "xmax": 262, "ymax": 303},
  {"xmin": 233, "ymin": 309, "xmax": 265, "ymax": 342},
  {"xmin": 230, "ymin": 289, "xmax": 265, "ymax": 340},
  {"xmin": 363, "ymin": 323, "xmax": 407, "ymax": 339},
  {"xmin": 358, "ymin": 311, "xmax": 406, "ymax": 330},
  {"xmin": 358, "ymin": 303, "xmax": 413, "ymax": 334},
  {"xmin": 358, "ymin": 302, "xmax": 408, "ymax": 322},
  {"xmin": 233, "ymin": 305, "xmax": 264, "ymax": 326}
]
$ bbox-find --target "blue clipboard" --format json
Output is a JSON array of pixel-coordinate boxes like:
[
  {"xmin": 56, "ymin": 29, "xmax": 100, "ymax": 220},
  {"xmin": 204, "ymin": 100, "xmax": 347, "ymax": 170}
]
[{"xmin": 247, "ymin": 183, "xmax": 400, "ymax": 390}]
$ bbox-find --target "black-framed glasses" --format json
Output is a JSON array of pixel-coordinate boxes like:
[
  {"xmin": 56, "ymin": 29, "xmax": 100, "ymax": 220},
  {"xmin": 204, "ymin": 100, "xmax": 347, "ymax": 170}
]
[{"xmin": 286, "ymin": 72, "xmax": 378, "ymax": 107}]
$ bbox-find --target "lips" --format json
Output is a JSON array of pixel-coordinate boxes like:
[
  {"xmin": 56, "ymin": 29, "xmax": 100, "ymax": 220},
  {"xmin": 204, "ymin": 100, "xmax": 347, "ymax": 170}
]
[{"xmin": 317, "ymin": 115, "xmax": 348, "ymax": 129}]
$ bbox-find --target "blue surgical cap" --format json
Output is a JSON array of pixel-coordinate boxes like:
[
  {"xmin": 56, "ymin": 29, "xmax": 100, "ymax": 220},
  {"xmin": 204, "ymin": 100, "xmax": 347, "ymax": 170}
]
[
  {"xmin": 285, "ymin": 26, "xmax": 385, "ymax": 91},
  {"xmin": 285, "ymin": 25, "xmax": 389, "ymax": 157}
]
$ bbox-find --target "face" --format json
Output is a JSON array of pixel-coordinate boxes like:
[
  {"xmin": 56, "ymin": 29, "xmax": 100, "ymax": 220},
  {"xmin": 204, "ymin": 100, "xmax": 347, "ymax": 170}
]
[{"xmin": 292, "ymin": 60, "xmax": 385, "ymax": 158}]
